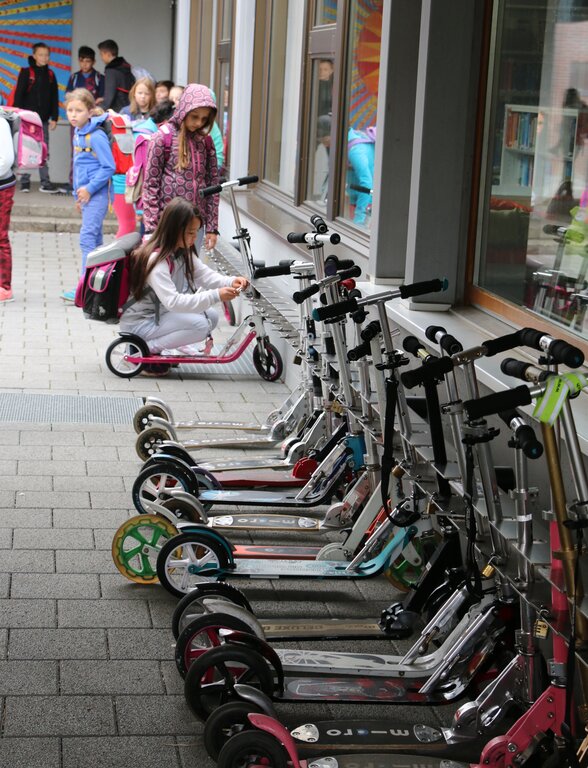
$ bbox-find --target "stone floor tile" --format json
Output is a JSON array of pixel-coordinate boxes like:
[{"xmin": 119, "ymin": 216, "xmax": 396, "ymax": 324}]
[
  {"xmin": 99, "ymin": 575, "xmax": 173, "ymax": 601},
  {"xmin": 0, "ymin": 599, "xmax": 56, "ymax": 628},
  {"xmin": 0, "ymin": 738, "xmax": 61, "ymax": 768},
  {"xmin": 115, "ymin": 694, "xmax": 197, "ymax": 735},
  {"xmin": 0, "ymin": 549, "xmax": 54, "ymax": 573},
  {"xmin": 53, "ymin": 508, "xmax": 128, "ymax": 529},
  {"xmin": 0, "ymin": 661, "xmax": 58, "ymax": 695},
  {"xmin": 3, "ymin": 695, "xmax": 116, "ymax": 736},
  {"xmin": 11, "ymin": 573, "xmax": 100, "ymax": 599},
  {"xmin": 63, "ymin": 736, "xmax": 181, "ymax": 768},
  {"xmin": 16, "ymin": 491, "xmax": 90, "ymax": 509},
  {"xmin": 9, "ymin": 628, "xmax": 108, "ymax": 660},
  {"xmin": 108, "ymin": 628, "xmax": 175, "ymax": 660},
  {"xmin": 58, "ymin": 599, "xmax": 151, "ymax": 628},
  {"xmin": 17, "ymin": 460, "xmax": 87, "ymax": 476},
  {"xmin": 55, "ymin": 550, "xmax": 114, "ymax": 574},
  {"xmin": 0, "ymin": 509, "xmax": 52, "ymax": 528},
  {"xmin": 60, "ymin": 660, "xmax": 165, "ymax": 695}
]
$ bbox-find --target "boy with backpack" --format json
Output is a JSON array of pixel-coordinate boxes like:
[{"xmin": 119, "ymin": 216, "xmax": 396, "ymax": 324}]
[
  {"xmin": 12, "ymin": 42, "xmax": 59, "ymax": 193},
  {"xmin": 97, "ymin": 40, "xmax": 135, "ymax": 113},
  {"xmin": 66, "ymin": 46, "xmax": 105, "ymax": 102},
  {"xmin": 0, "ymin": 111, "xmax": 16, "ymax": 302}
]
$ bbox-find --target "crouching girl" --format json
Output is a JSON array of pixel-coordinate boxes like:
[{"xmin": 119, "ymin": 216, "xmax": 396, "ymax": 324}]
[{"xmin": 120, "ymin": 197, "xmax": 248, "ymax": 376}]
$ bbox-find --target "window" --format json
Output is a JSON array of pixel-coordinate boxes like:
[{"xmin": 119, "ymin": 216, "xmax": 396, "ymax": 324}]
[
  {"xmin": 476, "ymin": 0, "xmax": 588, "ymax": 342},
  {"xmin": 216, "ymin": 0, "xmax": 234, "ymax": 174}
]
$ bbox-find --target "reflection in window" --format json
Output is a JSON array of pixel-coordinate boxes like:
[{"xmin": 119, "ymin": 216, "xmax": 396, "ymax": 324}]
[
  {"xmin": 305, "ymin": 58, "xmax": 335, "ymax": 207},
  {"xmin": 340, "ymin": 0, "xmax": 382, "ymax": 231},
  {"xmin": 221, "ymin": 0, "xmax": 233, "ymax": 40},
  {"xmin": 219, "ymin": 60, "xmax": 231, "ymax": 173},
  {"xmin": 315, "ymin": 0, "xmax": 337, "ymax": 26},
  {"xmin": 479, "ymin": 1, "xmax": 588, "ymax": 340},
  {"xmin": 264, "ymin": 1, "xmax": 304, "ymax": 194}
]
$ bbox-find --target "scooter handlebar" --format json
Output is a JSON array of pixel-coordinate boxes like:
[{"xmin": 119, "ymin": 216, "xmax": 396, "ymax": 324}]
[
  {"xmin": 313, "ymin": 297, "xmax": 358, "ymax": 322},
  {"xmin": 238, "ymin": 175, "xmax": 259, "ymax": 186},
  {"xmin": 287, "ymin": 232, "xmax": 341, "ymax": 245},
  {"xmin": 425, "ymin": 325, "xmax": 463, "ymax": 354},
  {"xmin": 361, "ymin": 320, "xmax": 381, "ymax": 342},
  {"xmin": 325, "ymin": 256, "xmax": 355, "ymax": 274},
  {"xmin": 403, "ymin": 336, "xmax": 426, "ymax": 357},
  {"xmin": 347, "ymin": 340, "xmax": 372, "ymax": 361},
  {"xmin": 518, "ymin": 328, "xmax": 584, "ymax": 368},
  {"xmin": 292, "ymin": 283, "xmax": 320, "ymax": 304},
  {"xmin": 200, "ymin": 183, "xmax": 223, "ymax": 198},
  {"xmin": 400, "ymin": 356, "xmax": 453, "ymax": 389},
  {"xmin": 463, "ymin": 385, "xmax": 533, "ymax": 421},
  {"xmin": 500, "ymin": 358, "xmax": 532, "ymax": 381}
]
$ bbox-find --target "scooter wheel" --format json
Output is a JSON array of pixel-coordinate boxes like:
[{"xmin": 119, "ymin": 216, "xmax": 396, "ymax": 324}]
[
  {"xmin": 252, "ymin": 341, "xmax": 283, "ymax": 382},
  {"xmin": 160, "ymin": 496, "xmax": 206, "ymax": 524},
  {"xmin": 111, "ymin": 514, "xmax": 178, "ymax": 583},
  {"xmin": 135, "ymin": 426, "xmax": 173, "ymax": 461},
  {"xmin": 105, "ymin": 337, "xmax": 147, "ymax": 378},
  {"xmin": 172, "ymin": 583, "xmax": 252, "ymax": 639},
  {"xmin": 175, "ymin": 612, "xmax": 255, "ymax": 677},
  {"xmin": 184, "ymin": 644, "xmax": 274, "ymax": 721},
  {"xmin": 204, "ymin": 701, "xmax": 264, "ymax": 762},
  {"xmin": 156, "ymin": 531, "xmax": 230, "ymax": 599},
  {"xmin": 132, "ymin": 461, "xmax": 196, "ymax": 514},
  {"xmin": 217, "ymin": 728, "xmax": 288, "ymax": 768},
  {"xmin": 223, "ymin": 301, "xmax": 237, "ymax": 327},
  {"xmin": 132, "ymin": 404, "xmax": 169, "ymax": 434}
]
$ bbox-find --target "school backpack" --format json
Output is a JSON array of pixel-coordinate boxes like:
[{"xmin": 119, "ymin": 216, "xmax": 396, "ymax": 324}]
[
  {"xmin": 6, "ymin": 66, "xmax": 56, "ymax": 108},
  {"xmin": 0, "ymin": 106, "xmax": 47, "ymax": 170},
  {"xmin": 101, "ymin": 114, "xmax": 135, "ymax": 175},
  {"xmin": 124, "ymin": 123, "xmax": 173, "ymax": 204},
  {"xmin": 75, "ymin": 232, "xmax": 141, "ymax": 323}
]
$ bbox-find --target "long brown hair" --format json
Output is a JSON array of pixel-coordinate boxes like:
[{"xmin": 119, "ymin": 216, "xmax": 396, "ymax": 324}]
[{"xmin": 129, "ymin": 197, "xmax": 202, "ymax": 300}]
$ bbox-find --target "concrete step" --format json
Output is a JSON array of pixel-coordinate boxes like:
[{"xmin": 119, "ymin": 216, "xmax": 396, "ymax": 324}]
[{"xmin": 10, "ymin": 215, "xmax": 119, "ymax": 233}]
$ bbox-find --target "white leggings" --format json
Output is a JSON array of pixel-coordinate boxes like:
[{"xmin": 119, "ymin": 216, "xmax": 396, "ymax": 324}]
[{"xmin": 136, "ymin": 308, "xmax": 219, "ymax": 354}]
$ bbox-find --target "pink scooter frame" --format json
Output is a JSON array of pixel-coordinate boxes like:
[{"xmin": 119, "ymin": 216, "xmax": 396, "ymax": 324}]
[{"xmin": 125, "ymin": 329, "xmax": 256, "ymax": 367}]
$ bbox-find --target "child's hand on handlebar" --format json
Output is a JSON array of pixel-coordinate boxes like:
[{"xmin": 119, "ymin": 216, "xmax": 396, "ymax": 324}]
[
  {"xmin": 232, "ymin": 277, "xmax": 249, "ymax": 291},
  {"xmin": 219, "ymin": 286, "xmax": 240, "ymax": 302}
]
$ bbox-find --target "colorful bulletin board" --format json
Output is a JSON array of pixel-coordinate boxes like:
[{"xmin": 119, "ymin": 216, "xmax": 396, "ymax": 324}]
[
  {"xmin": 350, "ymin": 0, "xmax": 381, "ymax": 130},
  {"xmin": 0, "ymin": 0, "xmax": 72, "ymax": 118}
]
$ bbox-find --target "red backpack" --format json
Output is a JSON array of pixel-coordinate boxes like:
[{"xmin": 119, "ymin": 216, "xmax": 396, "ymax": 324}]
[{"xmin": 101, "ymin": 114, "xmax": 135, "ymax": 175}]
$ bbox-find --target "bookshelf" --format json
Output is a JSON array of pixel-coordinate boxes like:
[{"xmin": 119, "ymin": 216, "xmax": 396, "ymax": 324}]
[{"xmin": 495, "ymin": 104, "xmax": 580, "ymax": 201}]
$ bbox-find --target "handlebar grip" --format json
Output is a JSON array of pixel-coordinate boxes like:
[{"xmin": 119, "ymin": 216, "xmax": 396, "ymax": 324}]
[
  {"xmin": 339, "ymin": 265, "xmax": 362, "ymax": 281},
  {"xmin": 425, "ymin": 325, "xmax": 463, "ymax": 353},
  {"xmin": 287, "ymin": 232, "xmax": 307, "ymax": 244},
  {"xmin": 292, "ymin": 283, "xmax": 320, "ymax": 304},
  {"xmin": 253, "ymin": 264, "xmax": 294, "ymax": 278},
  {"xmin": 481, "ymin": 331, "xmax": 523, "ymax": 357},
  {"xmin": 310, "ymin": 214, "xmax": 328, "ymax": 235},
  {"xmin": 403, "ymin": 335, "xmax": 425, "ymax": 357},
  {"xmin": 400, "ymin": 356, "xmax": 453, "ymax": 389},
  {"xmin": 325, "ymin": 256, "xmax": 354, "ymax": 275},
  {"xmin": 313, "ymin": 297, "xmax": 358, "ymax": 322},
  {"xmin": 498, "ymin": 410, "xmax": 543, "ymax": 459},
  {"xmin": 500, "ymin": 358, "xmax": 531, "ymax": 380},
  {"xmin": 200, "ymin": 184, "xmax": 223, "ymax": 198},
  {"xmin": 543, "ymin": 224, "xmax": 565, "ymax": 236},
  {"xmin": 348, "ymin": 340, "xmax": 372, "ymax": 361},
  {"xmin": 238, "ymin": 175, "xmax": 259, "ymax": 185},
  {"xmin": 425, "ymin": 325, "xmax": 446, "ymax": 343},
  {"xmin": 398, "ymin": 278, "xmax": 448, "ymax": 299},
  {"xmin": 361, "ymin": 320, "xmax": 381, "ymax": 342},
  {"xmin": 463, "ymin": 385, "xmax": 533, "ymax": 421}
]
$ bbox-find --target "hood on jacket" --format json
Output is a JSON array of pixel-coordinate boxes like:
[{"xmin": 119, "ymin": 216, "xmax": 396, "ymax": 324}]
[
  {"xmin": 77, "ymin": 112, "xmax": 109, "ymax": 136},
  {"xmin": 106, "ymin": 56, "xmax": 131, "ymax": 71},
  {"xmin": 27, "ymin": 55, "xmax": 49, "ymax": 71},
  {"xmin": 170, "ymin": 84, "xmax": 217, "ymax": 134}
]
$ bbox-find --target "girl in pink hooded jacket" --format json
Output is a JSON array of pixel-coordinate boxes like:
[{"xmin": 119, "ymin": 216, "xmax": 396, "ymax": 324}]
[{"xmin": 142, "ymin": 84, "xmax": 220, "ymax": 251}]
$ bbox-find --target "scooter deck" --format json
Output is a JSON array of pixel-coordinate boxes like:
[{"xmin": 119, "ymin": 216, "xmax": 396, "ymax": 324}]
[
  {"xmin": 200, "ymin": 456, "xmax": 292, "ymax": 472},
  {"xmin": 210, "ymin": 514, "xmax": 322, "ymax": 532},
  {"xmin": 213, "ymin": 470, "xmax": 306, "ymax": 489},
  {"xmin": 186, "ymin": 435, "xmax": 282, "ymax": 450},
  {"xmin": 306, "ymin": 753, "xmax": 469, "ymax": 768},
  {"xmin": 199, "ymin": 489, "xmax": 322, "ymax": 506},
  {"xmin": 174, "ymin": 420, "xmax": 270, "ymax": 433},
  {"xmin": 292, "ymin": 720, "xmax": 484, "ymax": 762},
  {"xmin": 219, "ymin": 558, "xmax": 358, "ymax": 577},
  {"xmin": 233, "ymin": 544, "xmax": 321, "ymax": 560},
  {"xmin": 259, "ymin": 617, "xmax": 384, "ymax": 639}
]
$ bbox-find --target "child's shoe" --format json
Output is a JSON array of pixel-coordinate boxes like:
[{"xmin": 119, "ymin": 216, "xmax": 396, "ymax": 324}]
[
  {"xmin": 40, "ymin": 182, "xmax": 59, "ymax": 194},
  {"xmin": 0, "ymin": 287, "xmax": 14, "ymax": 303},
  {"xmin": 140, "ymin": 363, "xmax": 171, "ymax": 377},
  {"xmin": 61, "ymin": 289, "xmax": 76, "ymax": 302}
]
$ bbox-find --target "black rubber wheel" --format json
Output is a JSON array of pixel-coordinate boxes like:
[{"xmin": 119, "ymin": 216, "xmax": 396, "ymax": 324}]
[
  {"xmin": 156, "ymin": 531, "xmax": 230, "ymax": 599},
  {"xmin": 204, "ymin": 701, "xmax": 264, "ymax": 762},
  {"xmin": 252, "ymin": 340, "xmax": 283, "ymax": 382},
  {"xmin": 172, "ymin": 583, "xmax": 252, "ymax": 639},
  {"xmin": 223, "ymin": 301, "xmax": 237, "ymax": 326},
  {"xmin": 217, "ymin": 729, "xmax": 288, "ymax": 768},
  {"xmin": 143, "ymin": 443, "xmax": 194, "ymax": 467},
  {"xmin": 160, "ymin": 496, "xmax": 205, "ymax": 524},
  {"xmin": 132, "ymin": 404, "xmax": 169, "ymax": 434},
  {"xmin": 106, "ymin": 337, "xmax": 147, "ymax": 378},
  {"xmin": 184, "ymin": 644, "xmax": 274, "ymax": 721},
  {"xmin": 135, "ymin": 427, "xmax": 173, "ymax": 461},
  {"xmin": 132, "ymin": 461, "xmax": 196, "ymax": 514},
  {"xmin": 175, "ymin": 612, "xmax": 254, "ymax": 677}
]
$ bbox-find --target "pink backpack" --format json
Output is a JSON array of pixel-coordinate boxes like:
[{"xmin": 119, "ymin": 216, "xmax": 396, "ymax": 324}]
[
  {"xmin": 0, "ymin": 107, "xmax": 47, "ymax": 170},
  {"xmin": 125, "ymin": 123, "xmax": 173, "ymax": 205}
]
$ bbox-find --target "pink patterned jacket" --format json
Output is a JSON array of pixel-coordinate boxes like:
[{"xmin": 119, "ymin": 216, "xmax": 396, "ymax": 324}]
[{"xmin": 141, "ymin": 84, "xmax": 219, "ymax": 233}]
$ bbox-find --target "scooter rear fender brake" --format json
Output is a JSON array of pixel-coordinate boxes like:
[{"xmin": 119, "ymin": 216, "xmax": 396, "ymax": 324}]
[{"xmin": 225, "ymin": 631, "xmax": 285, "ymax": 692}]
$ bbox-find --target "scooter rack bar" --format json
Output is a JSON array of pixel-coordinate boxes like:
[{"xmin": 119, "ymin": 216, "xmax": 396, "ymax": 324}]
[
  {"xmin": 200, "ymin": 174, "xmax": 259, "ymax": 197},
  {"xmin": 293, "ymin": 265, "xmax": 361, "ymax": 305},
  {"xmin": 312, "ymin": 277, "xmax": 448, "ymax": 322}
]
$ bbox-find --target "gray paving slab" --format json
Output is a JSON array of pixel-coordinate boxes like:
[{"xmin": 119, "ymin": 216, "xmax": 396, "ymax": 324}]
[
  {"xmin": 9, "ymin": 628, "xmax": 108, "ymax": 660},
  {"xmin": 55, "ymin": 550, "xmax": 115, "ymax": 573},
  {"xmin": 0, "ymin": 738, "xmax": 61, "ymax": 768},
  {"xmin": 115, "ymin": 694, "xmax": 198, "ymax": 735},
  {"xmin": 3, "ymin": 695, "xmax": 116, "ymax": 736},
  {"xmin": 0, "ymin": 508, "xmax": 52, "ymax": 528},
  {"xmin": 107, "ymin": 628, "xmax": 175, "ymax": 660},
  {"xmin": 53, "ymin": 508, "xmax": 129, "ymax": 529},
  {"xmin": 0, "ymin": 549, "xmax": 55, "ymax": 573},
  {"xmin": 13, "ymin": 527, "xmax": 95, "ymax": 550},
  {"xmin": 11, "ymin": 573, "xmax": 101, "ymax": 599},
  {"xmin": 62, "ymin": 736, "xmax": 181, "ymax": 768},
  {"xmin": 0, "ymin": 661, "xmax": 58, "ymax": 695},
  {"xmin": 60, "ymin": 660, "xmax": 165, "ymax": 695},
  {"xmin": 16, "ymin": 491, "xmax": 90, "ymax": 509},
  {"xmin": 57, "ymin": 599, "xmax": 151, "ymax": 628},
  {"xmin": 0, "ymin": 528, "xmax": 12, "ymax": 548},
  {"xmin": 0, "ymin": 598, "xmax": 57, "ymax": 628},
  {"xmin": 99, "ymin": 575, "xmax": 174, "ymax": 600}
]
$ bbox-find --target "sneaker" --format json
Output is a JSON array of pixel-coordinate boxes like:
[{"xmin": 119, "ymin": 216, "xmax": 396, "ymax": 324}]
[
  {"xmin": 40, "ymin": 182, "xmax": 59, "ymax": 194},
  {"xmin": 57, "ymin": 183, "xmax": 73, "ymax": 195},
  {"xmin": 0, "ymin": 287, "xmax": 14, "ymax": 303},
  {"xmin": 20, "ymin": 180, "xmax": 30, "ymax": 193},
  {"xmin": 140, "ymin": 363, "xmax": 171, "ymax": 377},
  {"xmin": 61, "ymin": 289, "xmax": 76, "ymax": 302}
]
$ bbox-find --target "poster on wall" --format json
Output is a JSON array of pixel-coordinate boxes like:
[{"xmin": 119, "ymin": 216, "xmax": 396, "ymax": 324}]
[
  {"xmin": 350, "ymin": 0, "xmax": 381, "ymax": 130},
  {"xmin": 0, "ymin": 0, "xmax": 72, "ymax": 118}
]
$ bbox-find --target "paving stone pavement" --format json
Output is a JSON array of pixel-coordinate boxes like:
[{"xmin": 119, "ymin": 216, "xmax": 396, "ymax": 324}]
[{"xmin": 0, "ymin": 229, "xmax": 456, "ymax": 767}]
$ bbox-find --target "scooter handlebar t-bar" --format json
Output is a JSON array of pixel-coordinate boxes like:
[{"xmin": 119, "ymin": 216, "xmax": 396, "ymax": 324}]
[
  {"xmin": 312, "ymin": 278, "xmax": 447, "ymax": 322},
  {"xmin": 500, "ymin": 358, "xmax": 550, "ymax": 383},
  {"xmin": 200, "ymin": 175, "xmax": 259, "ymax": 198},
  {"xmin": 292, "ymin": 265, "xmax": 361, "ymax": 304},
  {"xmin": 402, "ymin": 336, "xmax": 426, "ymax": 357},
  {"xmin": 310, "ymin": 214, "xmax": 328, "ymax": 234},
  {"xmin": 400, "ymin": 356, "xmax": 453, "ymax": 390},
  {"xmin": 482, "ymin": 328, "xmax": 584, "ymax": 367},
  {"xmin": 463, "ymin": 386, "xmax": 533, "ymax": 421},
  {"xmin": 324, "ymin": 256, "xmax": 355, "ymax": 274},
  {"xmin": 499, "ymin": 410, "xmax": 543, "ymax": 459},
  {"xmin": 287, "ymin": 231, "xmax": 341, "ymax": 245},
  {"xmin": 347, "ymin": 340, "xmax": 372, "ymax": 361},
  {"xmin": 361, "ymin": 320, "xmax": 381, "ymax": 343}
]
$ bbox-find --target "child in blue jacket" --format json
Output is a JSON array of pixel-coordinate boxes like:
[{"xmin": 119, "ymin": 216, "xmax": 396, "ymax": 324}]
[{"xmin": 63, "ymin": 88, "xmax": 115, "ymax": 300}]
